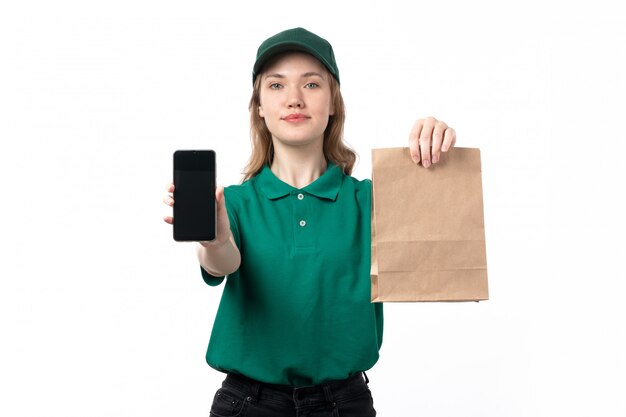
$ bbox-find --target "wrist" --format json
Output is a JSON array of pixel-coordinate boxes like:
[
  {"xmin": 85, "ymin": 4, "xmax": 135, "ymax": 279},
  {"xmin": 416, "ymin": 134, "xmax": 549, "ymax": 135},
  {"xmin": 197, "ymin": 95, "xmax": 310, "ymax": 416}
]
[{"xmin": 198, "ymin": 234, "xmax": 231, "ymax": 249}]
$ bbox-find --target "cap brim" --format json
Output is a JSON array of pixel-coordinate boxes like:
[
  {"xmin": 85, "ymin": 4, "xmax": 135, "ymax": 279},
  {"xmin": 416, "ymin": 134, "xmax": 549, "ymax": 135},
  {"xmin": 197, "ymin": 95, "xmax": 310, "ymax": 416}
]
[{"xmin": 253, "ymin": 42, "xmax": 337, "ymax": 81}]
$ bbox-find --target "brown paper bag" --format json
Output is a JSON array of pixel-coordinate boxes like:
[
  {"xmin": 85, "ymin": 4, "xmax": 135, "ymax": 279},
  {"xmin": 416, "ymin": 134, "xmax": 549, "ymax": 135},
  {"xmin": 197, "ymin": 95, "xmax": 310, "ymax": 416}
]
[{"xmin": 371, "ymin": 147, "xmax": 488, "ymax": 302}]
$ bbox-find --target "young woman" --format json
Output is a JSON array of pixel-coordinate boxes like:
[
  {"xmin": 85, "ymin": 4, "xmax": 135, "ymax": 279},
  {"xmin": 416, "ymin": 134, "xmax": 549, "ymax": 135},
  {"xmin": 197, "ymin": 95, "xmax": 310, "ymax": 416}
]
[{"xmin": 164, "ymin": 27, "xmax": 456, "ymax": 417}]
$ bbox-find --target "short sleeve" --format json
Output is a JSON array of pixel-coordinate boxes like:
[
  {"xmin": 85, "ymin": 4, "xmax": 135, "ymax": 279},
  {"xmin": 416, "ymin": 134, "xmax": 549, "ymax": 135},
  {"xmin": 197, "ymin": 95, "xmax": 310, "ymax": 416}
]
[{"xmin": 201, "ymin": 267, "xmax": 225, "ymax": 286}]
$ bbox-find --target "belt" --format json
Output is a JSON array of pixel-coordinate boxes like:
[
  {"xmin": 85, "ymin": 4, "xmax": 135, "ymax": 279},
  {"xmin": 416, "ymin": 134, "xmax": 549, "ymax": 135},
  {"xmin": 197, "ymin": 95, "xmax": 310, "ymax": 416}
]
[{"xmin": 223, "ymin": 371, "xmax": 370, "ymax": 406}]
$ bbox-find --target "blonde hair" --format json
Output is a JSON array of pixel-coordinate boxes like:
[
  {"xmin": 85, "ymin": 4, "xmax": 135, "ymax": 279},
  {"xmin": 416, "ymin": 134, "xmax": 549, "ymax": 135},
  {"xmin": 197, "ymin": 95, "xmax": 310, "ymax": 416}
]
[{"xmin": 242, "ymin": 69, "xmax": 357, "ymax": 181}]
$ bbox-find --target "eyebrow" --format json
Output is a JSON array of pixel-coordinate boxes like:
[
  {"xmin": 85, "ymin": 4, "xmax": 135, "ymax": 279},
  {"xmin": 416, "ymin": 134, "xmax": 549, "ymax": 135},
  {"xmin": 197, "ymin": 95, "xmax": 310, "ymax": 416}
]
[{"xmin": 263, "ymin": 71, "xmax": 326, "ymax": 80}]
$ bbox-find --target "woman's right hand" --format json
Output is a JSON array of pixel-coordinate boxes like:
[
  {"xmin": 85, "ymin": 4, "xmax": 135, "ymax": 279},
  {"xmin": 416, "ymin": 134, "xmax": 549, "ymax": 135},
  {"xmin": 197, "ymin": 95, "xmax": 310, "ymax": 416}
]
[{"xmin": 163, "ymin": 183, "xmax": 233, "ymax": 246}]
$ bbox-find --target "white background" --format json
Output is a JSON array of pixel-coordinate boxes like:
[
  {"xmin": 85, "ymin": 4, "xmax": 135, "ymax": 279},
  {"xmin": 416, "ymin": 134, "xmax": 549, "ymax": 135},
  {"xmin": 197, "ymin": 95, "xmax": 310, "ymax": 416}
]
[{"xmin": 1, "ymin": 1, "xmax": 625, "ymax": 416}]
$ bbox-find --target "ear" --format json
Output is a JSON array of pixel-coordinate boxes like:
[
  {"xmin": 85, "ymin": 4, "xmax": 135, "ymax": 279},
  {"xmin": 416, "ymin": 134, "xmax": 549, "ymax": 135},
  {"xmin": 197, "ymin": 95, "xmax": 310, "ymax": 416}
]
[{"xmin": 258, "ymin": 105, "xmax": 265, "ymax": 118}]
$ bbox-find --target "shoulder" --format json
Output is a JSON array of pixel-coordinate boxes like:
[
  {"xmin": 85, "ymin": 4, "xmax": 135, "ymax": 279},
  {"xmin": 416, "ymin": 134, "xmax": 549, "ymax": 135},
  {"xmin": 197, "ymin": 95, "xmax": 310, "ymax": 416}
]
[
  {"xmin": 223, "ymin": 179, "xmax": 255, "ymax": 206},
  {"xmin": 341, "ymin": 174, "xmax": 371, "ymax": 193},
  {"xmin": 337, "ymin": 174, "xmax": 371, "ymax": 207}
]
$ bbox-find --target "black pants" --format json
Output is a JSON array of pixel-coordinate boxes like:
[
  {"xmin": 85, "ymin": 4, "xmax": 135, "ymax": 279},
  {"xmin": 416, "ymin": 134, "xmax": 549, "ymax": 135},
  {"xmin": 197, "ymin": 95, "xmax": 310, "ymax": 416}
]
[{"xmin": 209, "ymin": 372, "xmax": 376, "ymax": 417}]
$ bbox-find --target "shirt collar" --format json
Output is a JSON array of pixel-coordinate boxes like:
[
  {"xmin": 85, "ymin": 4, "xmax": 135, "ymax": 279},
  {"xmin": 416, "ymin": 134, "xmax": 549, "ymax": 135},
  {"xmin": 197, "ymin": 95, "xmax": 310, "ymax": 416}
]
[{"xmin": 256, "ymin": 163, "xmax": 343, "ymax": 201}]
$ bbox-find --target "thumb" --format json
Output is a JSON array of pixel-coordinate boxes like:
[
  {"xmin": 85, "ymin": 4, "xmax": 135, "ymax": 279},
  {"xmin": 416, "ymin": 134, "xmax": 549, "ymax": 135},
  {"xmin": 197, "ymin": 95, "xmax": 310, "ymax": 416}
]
[{"xmin": 215, "ymin": 186, "xmax": 227, "ymax": 214}]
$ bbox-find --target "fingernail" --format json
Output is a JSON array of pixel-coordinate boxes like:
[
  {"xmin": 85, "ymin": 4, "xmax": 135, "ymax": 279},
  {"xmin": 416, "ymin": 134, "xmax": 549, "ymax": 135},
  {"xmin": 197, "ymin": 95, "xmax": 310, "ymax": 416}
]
[
  {"xmin": 411, "ymin": 155, "xmax": 419, "ymax": 164},
  {"xmin": 432, "ymin": 155, "xmax": 439, "ymax": 164},
  {"xmin": 423, "ymin": 159, "xmax": 430, "ymax": 168}
]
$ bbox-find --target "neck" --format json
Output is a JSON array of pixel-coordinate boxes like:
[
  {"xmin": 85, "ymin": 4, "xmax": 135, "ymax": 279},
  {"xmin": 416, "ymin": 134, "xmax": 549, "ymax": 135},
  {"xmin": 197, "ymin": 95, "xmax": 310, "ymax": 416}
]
[{"xmin": 270, "ymin": 141, "xmax": 327, "ymax": 189}]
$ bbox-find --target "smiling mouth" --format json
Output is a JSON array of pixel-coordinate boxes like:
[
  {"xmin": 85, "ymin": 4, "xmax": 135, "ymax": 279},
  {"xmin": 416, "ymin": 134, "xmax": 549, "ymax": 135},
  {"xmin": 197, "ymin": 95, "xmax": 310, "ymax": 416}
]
[{"xmin": 283, "ymin": 114, "xmax": 309, "ymax": 122}]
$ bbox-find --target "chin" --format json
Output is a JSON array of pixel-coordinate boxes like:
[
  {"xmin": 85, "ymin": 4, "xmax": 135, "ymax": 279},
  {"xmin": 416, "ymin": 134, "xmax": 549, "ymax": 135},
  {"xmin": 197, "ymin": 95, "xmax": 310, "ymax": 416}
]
[{"xmin": 275, "ymin": 135, "xmax": 324, "ymax": 147}]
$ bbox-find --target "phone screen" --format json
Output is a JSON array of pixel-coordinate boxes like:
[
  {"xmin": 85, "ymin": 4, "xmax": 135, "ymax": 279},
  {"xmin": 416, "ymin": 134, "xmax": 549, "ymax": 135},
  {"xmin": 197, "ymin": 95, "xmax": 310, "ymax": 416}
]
[{"xmin": 173, "ymin": 150, "xmax": 216, "ymax": 241}]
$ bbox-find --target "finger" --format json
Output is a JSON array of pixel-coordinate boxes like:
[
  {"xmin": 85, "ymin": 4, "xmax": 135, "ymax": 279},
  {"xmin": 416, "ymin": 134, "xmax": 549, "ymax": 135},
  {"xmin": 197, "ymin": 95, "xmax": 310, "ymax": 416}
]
[
  {"xmin": 163, "ymin": 215, "xmax": 173, "ymax": 224},
  {"xmin": 419, "ymin": 117, "xmax": 436, "ymax": 168},
  {"xmin": 163, "ymin": 195, "xmax": 174, "ymax": 206},
  {"xmin": 431, "ymin": 121, "xmax": 447, "ymax": 164},
  {"xmin": 166, "ymin": 182, "xmax": 174, "ymax": 193},
  {"xmin": 409, "ymin": 119, "xmax": 424, "ymax": 164},
  {"xmin": 442, "ymin": 127, "xmax": 456, "ymax": 152}
]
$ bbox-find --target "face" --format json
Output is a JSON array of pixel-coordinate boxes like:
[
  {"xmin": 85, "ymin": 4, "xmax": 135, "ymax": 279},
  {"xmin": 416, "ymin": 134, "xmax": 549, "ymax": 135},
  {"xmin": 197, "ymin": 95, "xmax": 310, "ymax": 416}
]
[{"xmin": 258, "ymin": 52, "xmax": 335, "ymax": 149}]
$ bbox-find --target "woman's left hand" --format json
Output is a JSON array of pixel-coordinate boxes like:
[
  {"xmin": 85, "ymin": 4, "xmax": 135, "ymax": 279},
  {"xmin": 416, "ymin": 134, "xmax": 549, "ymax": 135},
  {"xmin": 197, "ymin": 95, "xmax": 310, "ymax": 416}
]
[{"xmin": 409, "ymin": 117, "xmax": 457, "ymax": 168}]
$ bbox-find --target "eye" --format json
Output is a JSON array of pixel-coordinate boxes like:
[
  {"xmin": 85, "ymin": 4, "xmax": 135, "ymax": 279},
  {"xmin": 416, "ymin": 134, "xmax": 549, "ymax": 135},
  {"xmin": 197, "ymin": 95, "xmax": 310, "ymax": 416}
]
[
  {"xmin": 304, "ymin": 82, "xmax": 319, "ymax": 89},
  {"xmin": 269, "ymin": 83, "xmax": 282, "ymax": 89}
]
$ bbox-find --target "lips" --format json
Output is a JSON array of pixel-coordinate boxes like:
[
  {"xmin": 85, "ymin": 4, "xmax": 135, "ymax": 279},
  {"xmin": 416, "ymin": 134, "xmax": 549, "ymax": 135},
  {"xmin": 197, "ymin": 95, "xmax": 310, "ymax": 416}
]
[{"xmin": 282, "ymin": 113, "xmax": 310, "ymax": 122}]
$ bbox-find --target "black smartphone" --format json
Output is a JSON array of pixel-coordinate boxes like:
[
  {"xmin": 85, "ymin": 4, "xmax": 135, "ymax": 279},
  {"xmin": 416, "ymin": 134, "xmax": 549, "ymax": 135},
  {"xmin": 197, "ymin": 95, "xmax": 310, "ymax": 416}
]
[{"xmin": 173, "ymin": 150, "xmax": 216, "ymax": 241}]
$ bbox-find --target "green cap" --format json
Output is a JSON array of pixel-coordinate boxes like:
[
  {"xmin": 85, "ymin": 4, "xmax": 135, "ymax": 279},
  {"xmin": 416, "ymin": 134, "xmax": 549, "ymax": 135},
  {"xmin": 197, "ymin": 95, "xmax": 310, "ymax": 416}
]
[{"xmin": 253, "ymin": 27, "xmax": 340, "ymax": 85}]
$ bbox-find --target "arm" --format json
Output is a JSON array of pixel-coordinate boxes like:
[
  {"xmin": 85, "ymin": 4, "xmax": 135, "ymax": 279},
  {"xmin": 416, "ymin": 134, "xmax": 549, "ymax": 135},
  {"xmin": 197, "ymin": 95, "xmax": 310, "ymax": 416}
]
[{"xmin": 196, "ymin": 234, "xmax": 240, "ymax": 277}]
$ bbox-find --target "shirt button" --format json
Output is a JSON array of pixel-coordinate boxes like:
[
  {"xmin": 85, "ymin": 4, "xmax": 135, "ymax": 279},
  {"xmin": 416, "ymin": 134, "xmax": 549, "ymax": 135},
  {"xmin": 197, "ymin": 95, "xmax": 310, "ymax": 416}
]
[
  {"xmin": 299, "ymin": 220, "xmax": 306, "ymax": 227},
  {"xmin": 297, "ymin": 193, "xmax": 304, "ymax": 200}
]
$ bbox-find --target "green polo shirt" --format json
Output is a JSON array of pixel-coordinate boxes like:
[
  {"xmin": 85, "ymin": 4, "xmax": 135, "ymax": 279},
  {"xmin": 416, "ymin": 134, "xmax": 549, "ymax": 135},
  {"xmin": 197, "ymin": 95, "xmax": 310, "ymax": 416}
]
[{"xmin": 201, "ymin": 163, "xmax": 383, "ymax": 386}]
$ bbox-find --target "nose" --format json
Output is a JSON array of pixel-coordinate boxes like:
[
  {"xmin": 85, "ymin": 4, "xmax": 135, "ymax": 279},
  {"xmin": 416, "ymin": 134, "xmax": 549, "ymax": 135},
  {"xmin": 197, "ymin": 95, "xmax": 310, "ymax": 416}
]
[{"xmin": 287, "ymin": 89, "xmax": 304, "ymax": 109}]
